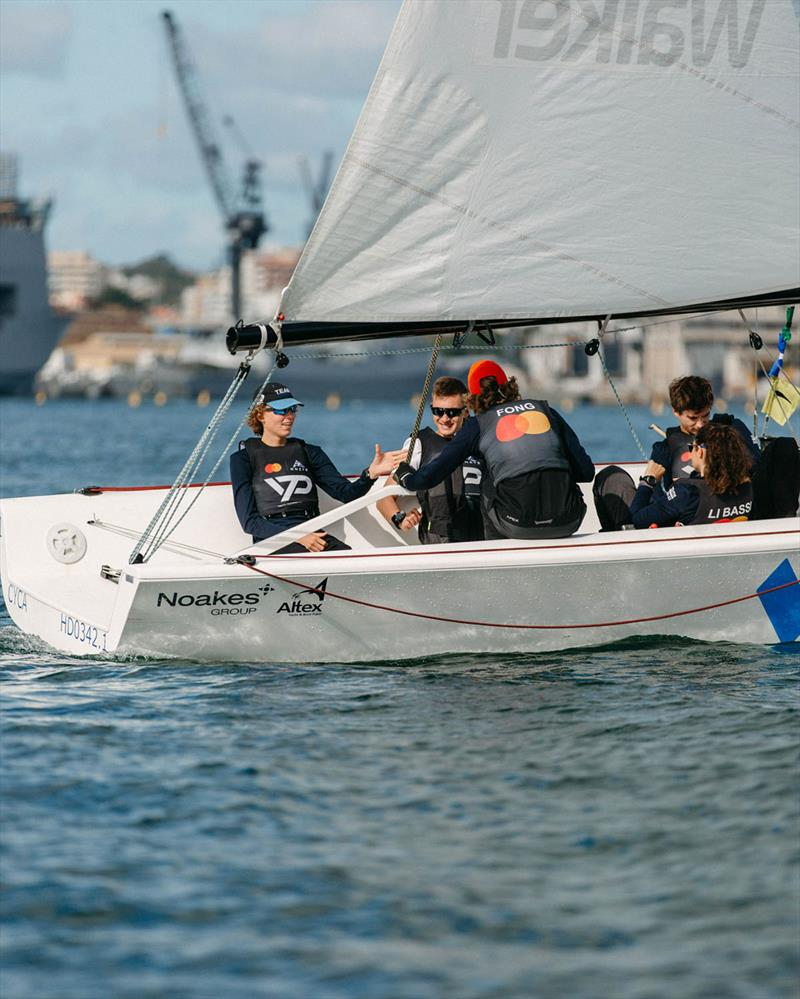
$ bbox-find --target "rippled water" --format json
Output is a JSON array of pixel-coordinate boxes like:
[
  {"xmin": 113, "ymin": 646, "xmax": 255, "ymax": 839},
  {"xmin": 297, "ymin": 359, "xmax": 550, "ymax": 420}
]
[{"xmin": 1, "ymin": 398, "xmax": 798, "ymax": 998}]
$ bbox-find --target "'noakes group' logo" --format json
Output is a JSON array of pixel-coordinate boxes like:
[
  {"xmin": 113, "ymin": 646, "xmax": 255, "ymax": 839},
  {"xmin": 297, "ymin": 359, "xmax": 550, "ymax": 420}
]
[
  {"xmin": 277, "ymin": 578, "xmax": 328, "ymax": 616},
  {"xmin": 157, "ymin": 584, "xmax": 273, "ymax": 616},
  {"xmin": 495, "ymin": 403, "xmax": 551, "ymax": 442}
]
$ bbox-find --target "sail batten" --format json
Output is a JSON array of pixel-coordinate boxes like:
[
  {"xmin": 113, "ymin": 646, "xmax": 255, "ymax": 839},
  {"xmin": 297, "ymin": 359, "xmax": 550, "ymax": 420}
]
[{"xmin": 280, "ymin": 0, "xmax": 799, "ymax": 331}]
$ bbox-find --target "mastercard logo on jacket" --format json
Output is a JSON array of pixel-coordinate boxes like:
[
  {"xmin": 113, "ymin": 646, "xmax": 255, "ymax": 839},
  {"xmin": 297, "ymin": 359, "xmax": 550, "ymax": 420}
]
[{"xmin": 496, "ymin": 410, "xmax": 551, "ymax": 442}]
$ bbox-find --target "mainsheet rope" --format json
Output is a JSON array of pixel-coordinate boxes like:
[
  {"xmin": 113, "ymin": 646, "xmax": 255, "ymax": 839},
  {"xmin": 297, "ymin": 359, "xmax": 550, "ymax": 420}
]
[{"xmin": 237, "ymin": 559, "xmax": 798, "ymax": 631}]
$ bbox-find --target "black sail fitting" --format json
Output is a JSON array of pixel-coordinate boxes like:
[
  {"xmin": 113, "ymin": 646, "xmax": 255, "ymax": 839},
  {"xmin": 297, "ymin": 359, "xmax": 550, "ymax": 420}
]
[{"xmin": 226, "ymin": 321, "xmax": 277, "ymax": 354}]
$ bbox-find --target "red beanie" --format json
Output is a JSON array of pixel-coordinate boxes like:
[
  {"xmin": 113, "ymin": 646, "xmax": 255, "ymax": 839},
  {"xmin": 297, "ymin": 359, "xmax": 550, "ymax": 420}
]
[{"xmin": 467, "ymin": 359, "xmax": 508, "ymax": 395}]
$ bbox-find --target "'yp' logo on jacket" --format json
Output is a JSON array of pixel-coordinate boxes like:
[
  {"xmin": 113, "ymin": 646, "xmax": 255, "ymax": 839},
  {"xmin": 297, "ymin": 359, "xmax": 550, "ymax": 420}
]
[{"xmin": 264, "ymin": 474, "xmax": 313, "ymax": 502}]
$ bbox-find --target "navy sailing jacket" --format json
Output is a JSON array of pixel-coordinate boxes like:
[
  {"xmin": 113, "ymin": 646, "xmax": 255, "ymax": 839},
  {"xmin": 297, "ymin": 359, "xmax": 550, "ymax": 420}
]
[
  {"xmin": 403, "ymin": 409, "xmax": 594, "ymax": 492},
  {"xmin": 230, "ymin": 443, "xmax": 373, "ymax": 542},
  {"xmin": 649, "ymin": 416, "xmax": 758, "ymax": 485}
]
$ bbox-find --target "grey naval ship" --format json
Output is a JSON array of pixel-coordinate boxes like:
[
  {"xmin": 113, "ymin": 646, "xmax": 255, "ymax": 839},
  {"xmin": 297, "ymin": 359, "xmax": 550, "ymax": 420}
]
[{"xmin": 0, "ymin": 154, "xmax": 66, "ymax": 394}]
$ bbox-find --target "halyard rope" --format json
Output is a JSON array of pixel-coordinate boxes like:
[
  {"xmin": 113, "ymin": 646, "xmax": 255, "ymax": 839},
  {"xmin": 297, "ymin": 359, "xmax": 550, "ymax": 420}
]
[{"xmin": 237, "ymin": 560, "xmax": 798, "ymax": 631}]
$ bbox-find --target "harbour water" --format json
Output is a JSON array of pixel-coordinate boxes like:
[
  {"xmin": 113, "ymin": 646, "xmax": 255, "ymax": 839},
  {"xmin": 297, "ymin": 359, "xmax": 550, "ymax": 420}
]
[{"xmin": 1, "ymin": 397, "xmax": 798, "ymax": 999}]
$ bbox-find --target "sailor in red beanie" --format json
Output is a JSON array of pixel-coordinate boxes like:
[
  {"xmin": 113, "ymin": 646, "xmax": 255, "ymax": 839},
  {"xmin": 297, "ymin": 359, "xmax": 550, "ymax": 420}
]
[
  {"xmin": 467, "ymin": 359, "xmax": 508, "ymax": 396},
  {"xmin": 394, "ymin": 359, "xmax": 594, "ymax": 540}
]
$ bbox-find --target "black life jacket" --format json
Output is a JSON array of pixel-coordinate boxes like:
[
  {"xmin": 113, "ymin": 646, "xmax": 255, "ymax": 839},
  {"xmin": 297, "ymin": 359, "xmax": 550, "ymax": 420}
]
[
  {"xmin": 686, "ymin": 476, "xmax": 753, "ymax": 525},
  {"xmin": 751, "ymin": 437, "xmax": 800, "ymax": 519},
  {"xmin": 242, "ymin": 437, "xmax": 320, "ymax": 519},
  {"xmin": 477, "ymin": 399, "xmax": 569, "ymax": 487},
  {"xmin": 416, "ymin": 427, "xmax": 484, "ymax": 544},
  {"xmin": 476, "ymin": 399, "xmax": 584, "ymax": 537},
  {"xmin": 664, "ymin": 427, "xmax": 695, "ymax": 483},
  {"xmin": 664, "ymin": 418, "xmax": 758, "ymax": 484}
]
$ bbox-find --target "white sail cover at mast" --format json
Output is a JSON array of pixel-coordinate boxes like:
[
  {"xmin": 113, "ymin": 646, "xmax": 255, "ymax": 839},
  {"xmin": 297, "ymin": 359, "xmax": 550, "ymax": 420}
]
[{"xmin": 281, "ymin": 0, "xmax": 799, "ymax": 325}]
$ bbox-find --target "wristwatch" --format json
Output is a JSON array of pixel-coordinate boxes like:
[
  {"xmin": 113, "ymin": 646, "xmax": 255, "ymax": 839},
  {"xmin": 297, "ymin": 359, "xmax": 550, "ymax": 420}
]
[
  {"xmin": 391, "ymin": 510, "xmax": 407, "ymax": 529},
  {"xmin": 639, "ymin": 475, "xmax": 657, "ymax": 488}
]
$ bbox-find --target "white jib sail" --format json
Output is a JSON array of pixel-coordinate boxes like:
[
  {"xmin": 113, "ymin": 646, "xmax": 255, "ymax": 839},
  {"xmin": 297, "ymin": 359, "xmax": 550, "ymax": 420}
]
[{"xmin": 281, "ymin": 0, "xmax": 799, "ymax": 325}]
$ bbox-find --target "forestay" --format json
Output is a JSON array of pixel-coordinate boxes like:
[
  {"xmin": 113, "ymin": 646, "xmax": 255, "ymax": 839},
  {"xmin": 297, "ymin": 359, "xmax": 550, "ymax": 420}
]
[{"xmin": 280, "ymin": 0, "xmax": 799, "ymax": 327}]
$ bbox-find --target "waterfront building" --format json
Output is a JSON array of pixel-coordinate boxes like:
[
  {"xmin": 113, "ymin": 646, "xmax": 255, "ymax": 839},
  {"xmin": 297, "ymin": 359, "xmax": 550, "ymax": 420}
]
[{"xmin": 48, "ymin": 250, "xmax": 107, "ymax": 310}]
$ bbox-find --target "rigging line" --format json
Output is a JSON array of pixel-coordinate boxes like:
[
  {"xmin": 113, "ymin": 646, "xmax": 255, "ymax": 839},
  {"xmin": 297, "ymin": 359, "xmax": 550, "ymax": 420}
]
[
  {"xmin": 285, "ymin": 341, "xmax": 577, "ymax": 361},
  {"xmin": 406, "ymin": 334, "xmax": 443, "ymax": 462},
  {"xmin": 350, "ymin": 155, "xmax": 670, "ymax": 307},
  {"xmin": 596, "ymin": 338, "xmax": 647, "ymax": 459},
  {"xmin": 238, "ymin": 561, "xmax": 798, "ymax": 631},
  {"xmin": 739, "ymin": 308, "xmax": 799, "ymax": 442},
  {"xmin": 607, "ymin": 311, "xmax": 712, "ymax": 335},
  {"xmin": 274, "ymin": 311, "xmax": 740, "ymax": 365},
  {"xmin": 151, "ymin": 357, "xmax": 281, "ymax": 551},
  {"xmin": 88, "ymin": 519, "xmax": 224, "ymax": 560},
  {"xmin": 130, "ymin": 358, "xmax": 253, "ymax": 563},
  {"xmin": 558, "ymin": 0, "xmax": 798, "ymax": 131},
  {"xmin": 136, "ymin": 366, "xmax": 248, "ymax": 561},
  {"xmin": 270, "ymin": 312, "xmax": 729, "ymax": 364}
]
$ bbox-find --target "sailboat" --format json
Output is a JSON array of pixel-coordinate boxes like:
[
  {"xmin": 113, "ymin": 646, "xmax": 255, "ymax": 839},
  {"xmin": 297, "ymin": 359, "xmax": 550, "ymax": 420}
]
[{"xmin": 2, "ymin": 0, "xmax": 798, "ymax": 661}]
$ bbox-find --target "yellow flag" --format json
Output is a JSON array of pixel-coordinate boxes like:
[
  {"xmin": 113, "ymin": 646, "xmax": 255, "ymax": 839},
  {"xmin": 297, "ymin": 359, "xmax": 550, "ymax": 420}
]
[{"xmin": 762, "ymin": 377, "xmax": 800, "ymax": 426}]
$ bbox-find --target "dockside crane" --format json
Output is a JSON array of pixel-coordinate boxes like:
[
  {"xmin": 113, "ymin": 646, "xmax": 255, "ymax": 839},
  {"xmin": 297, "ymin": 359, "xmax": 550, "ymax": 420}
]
[
  {"xmin": 161, "ymin": 10, "xmax": 267, "ymax": 319},
  {"xmin": 298, "ymin": 151, "xmax": 334, "ymax": 238}
]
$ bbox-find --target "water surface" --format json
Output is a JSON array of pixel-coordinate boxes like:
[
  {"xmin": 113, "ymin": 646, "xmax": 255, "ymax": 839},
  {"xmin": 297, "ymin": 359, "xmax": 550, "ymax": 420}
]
[{"xmin": 1, "ymin": 397, "xmax": 797, "ymax": 998}]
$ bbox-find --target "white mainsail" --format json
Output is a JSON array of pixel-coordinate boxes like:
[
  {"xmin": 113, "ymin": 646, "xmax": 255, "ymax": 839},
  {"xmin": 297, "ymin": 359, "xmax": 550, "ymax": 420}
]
[{"xmin": 281, "ymin": 0, "xmax": 799, "ymax": 326}]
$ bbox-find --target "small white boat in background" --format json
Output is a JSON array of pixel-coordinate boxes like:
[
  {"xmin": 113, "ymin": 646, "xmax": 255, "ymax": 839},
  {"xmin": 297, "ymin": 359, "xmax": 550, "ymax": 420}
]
[{"xmin": 1, "ymin": 0, "xmax": 798, "ymax": 660}]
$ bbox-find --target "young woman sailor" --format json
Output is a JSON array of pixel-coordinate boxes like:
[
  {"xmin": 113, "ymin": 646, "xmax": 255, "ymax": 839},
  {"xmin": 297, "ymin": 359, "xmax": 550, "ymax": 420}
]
[
  {"xmin": 377, "ymin": 376, "xmax": 484, "ymax": 544},
  {"xmin": 230, "ymin": 383, "xmax": 403, "ymax": 552},
  {"xmin": 394, "ymin": 361, "xmax": 595, "ymax": 540},
  {"xmin": 626, "ymin": 422, "xmax": 754, "ymax": 528}
]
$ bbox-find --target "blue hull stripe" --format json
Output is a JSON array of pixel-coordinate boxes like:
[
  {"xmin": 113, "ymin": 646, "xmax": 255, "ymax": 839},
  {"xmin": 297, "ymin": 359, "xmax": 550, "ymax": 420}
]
[{"xmin": 758, "ymin": 559, "xmax": 800, "ymax": 643}]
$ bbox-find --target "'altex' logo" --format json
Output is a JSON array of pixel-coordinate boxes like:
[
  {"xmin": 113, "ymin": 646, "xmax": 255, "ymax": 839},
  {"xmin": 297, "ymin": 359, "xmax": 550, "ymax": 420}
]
[
  {"xmin": 157, "ymin": 584, "xmax": 273, "ymax": 616},
  {"xmin": 277, "ymin": 578, "xmax": 328, "ymax": 616}
]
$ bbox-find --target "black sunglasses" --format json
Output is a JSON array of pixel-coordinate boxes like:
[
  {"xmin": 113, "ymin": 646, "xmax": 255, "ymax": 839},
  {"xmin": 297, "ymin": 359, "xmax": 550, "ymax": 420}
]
[
  {"xmin": 265, "ymin": 405, "xmax": 299, "ymax": 415},
  {"xmin": 430, "ymin": 406, "xmax": 465, "ymax": 418}
]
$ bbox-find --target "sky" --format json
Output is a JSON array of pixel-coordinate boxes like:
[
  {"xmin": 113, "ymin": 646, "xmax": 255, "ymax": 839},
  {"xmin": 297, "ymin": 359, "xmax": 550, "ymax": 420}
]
[{"xmin": 0, "ymin": 0, "xmax": 402, "ymax": 271}]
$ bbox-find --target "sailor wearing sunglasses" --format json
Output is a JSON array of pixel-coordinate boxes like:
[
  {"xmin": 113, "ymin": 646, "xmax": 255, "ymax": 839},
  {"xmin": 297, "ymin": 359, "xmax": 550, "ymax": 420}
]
[
  {"xmin": 394, "ymin": 361, "xmax": 595, "ymax": 541},
  {"xmin": 377, "ymin": 376, "xmax": 484, "ymax": 544}
]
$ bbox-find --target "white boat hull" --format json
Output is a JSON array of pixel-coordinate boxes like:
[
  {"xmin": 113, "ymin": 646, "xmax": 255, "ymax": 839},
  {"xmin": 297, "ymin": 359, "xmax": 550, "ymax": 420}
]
[{"xmin": 2, "ymin": 470, "xmax": 797, "ymax": 662}]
